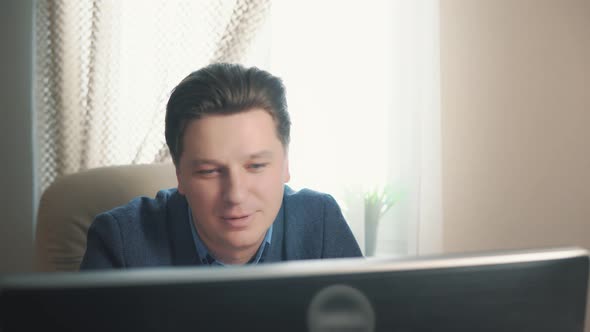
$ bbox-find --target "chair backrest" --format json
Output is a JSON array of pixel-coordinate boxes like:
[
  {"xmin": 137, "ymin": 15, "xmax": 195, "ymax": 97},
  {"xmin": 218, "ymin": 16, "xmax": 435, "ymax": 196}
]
[{"xmin": 35, "ymin": 163, "xmax": 177, "ymax": 272}]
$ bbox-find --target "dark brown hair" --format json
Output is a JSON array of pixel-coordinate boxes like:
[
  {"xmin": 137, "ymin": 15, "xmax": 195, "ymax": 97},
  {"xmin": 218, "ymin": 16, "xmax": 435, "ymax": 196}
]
[{"xmin": 165, "ymin": 63, "xmax": 290, "ymax": 165}]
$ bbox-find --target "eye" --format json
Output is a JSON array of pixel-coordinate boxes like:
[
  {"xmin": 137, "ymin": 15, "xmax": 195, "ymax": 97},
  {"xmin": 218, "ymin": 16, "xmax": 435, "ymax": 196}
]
[
  {"xmin": 194, "ymin": 168, "xmax": 220, "ymax": 177},
  {"xmin": 248, "ymin": 163, "xmax": 268, "ymax": 171}
]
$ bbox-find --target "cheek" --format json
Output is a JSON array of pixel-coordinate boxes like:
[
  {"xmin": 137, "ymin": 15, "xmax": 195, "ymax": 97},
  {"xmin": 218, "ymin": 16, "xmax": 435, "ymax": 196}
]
[
  {"xmin": 184, "ymin": 179, "xmax": 221, "ymax": 208},
  {"xmin": 254, "ymin": 168, "xmax": 286, "ymax": 197}
]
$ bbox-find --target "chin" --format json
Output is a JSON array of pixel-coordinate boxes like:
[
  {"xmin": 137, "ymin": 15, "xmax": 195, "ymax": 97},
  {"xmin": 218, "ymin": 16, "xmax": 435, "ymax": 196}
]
[{"xmin": 223, "ymin": 230, "xmax": 266, "ymax": 250}]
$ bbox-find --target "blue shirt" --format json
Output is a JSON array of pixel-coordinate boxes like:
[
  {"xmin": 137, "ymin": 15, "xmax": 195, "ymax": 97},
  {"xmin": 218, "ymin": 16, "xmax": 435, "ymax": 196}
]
[{"xmin": 188, "ymin": 206, "xmax": 272, "ymax": 266}]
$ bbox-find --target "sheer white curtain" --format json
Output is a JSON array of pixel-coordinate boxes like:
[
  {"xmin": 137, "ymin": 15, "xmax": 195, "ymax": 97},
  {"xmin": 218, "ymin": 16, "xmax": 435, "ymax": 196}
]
[
  {"xmin": 259, "ymin": 0, "xmax": 442, "ymax": 256},
  {"xmin": 36, "ymin": 0, "xmax": 271, "ymax": 191}
]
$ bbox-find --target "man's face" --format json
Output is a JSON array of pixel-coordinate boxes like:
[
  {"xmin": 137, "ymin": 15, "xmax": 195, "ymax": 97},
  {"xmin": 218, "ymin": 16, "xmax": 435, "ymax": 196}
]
[{"xmin": 176, "ymin": 108, "xmax": 290, "ymax": 263}]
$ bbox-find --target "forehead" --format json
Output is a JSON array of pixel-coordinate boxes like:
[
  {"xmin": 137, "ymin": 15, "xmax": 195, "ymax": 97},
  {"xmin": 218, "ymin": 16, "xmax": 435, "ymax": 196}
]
[{"xmin": 182, "ymin": 109, "xmax": 284, "ymax": 158}]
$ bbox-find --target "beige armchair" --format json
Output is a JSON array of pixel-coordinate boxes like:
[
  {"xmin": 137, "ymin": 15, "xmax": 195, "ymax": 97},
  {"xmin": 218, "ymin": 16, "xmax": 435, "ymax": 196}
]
[{"xmin": 35, "ymin": 163, "xmax": 177, "ymax": 272}]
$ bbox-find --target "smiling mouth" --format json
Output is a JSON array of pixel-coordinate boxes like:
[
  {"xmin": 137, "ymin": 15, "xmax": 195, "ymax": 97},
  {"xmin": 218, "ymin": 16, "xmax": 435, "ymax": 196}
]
[
  {"xmin": 223, "ymin": 215, "xmax": 250, "ymax": 221},
  {"xmin": 221, "ymin": 213, "xmax": 253, "ymax": 228}
]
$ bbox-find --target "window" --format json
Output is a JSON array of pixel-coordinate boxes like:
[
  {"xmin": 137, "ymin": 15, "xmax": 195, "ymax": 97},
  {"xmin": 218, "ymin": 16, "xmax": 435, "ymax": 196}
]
[{"xmin": 36, "ymin": 0, "xmax": 441, "ymax": 256}]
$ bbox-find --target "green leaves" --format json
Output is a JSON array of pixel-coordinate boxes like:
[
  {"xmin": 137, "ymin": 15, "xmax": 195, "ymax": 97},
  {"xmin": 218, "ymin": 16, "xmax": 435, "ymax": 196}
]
[{"xmin": 363, "ymin": 184, "xmax": 404, "ymax": 223}]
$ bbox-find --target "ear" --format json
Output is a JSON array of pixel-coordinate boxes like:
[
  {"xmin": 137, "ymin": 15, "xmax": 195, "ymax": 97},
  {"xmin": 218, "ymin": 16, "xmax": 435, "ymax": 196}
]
[
  {"xmin": 176, "ymin": 165, "xmax": 185, "ymax": 195},
  {"xmin": 283, "ymin": 157, "xmax": 291, "ymax": 183}
]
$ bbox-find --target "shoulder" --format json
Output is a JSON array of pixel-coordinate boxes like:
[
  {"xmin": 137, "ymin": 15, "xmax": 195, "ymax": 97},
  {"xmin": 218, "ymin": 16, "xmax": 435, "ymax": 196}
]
[
  {"xmin": 108, "ymin": 188, "xmax": 178, "ymax": 215},
  {"xmin": 92, "ymin": 188, "xmax": 183, "ymax": 240},
  {"xmin": 281, "ymin": 186, "xmax": 362, "ymax": 259},
  {"xmin": 282, "ymin": 186, "xmax": 344, "ymax": 228},
  {"xmin": 282, "ymin": 186, "xmax": 345, "ymax": 233},
  {"xmin": 283, "ymin": 186, "xmax": 339, "ymax": 211},
  {"xmin": 81, "ymin": 188, "xmax": 184, "ymax": 269}
]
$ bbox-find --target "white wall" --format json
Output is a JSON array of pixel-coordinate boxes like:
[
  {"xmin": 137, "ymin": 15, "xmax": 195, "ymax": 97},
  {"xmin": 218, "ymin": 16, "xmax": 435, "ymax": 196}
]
[
  {"xmin": 0, "ymin": 0, "xmax": 35, "ymax": 273},
  {"xmin": 441, "ymin": 2, "xmax": 590, "ymax": 329},
  {"xmin": 441, "ymin": 0, "xmax": 590, "ymax": 253}
]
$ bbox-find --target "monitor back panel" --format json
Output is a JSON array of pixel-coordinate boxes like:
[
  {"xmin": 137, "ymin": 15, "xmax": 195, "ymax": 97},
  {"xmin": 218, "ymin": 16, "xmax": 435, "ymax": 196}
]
[{"xmin": 1, "ymin": 255, "xmax": 588, "ymax": 332}]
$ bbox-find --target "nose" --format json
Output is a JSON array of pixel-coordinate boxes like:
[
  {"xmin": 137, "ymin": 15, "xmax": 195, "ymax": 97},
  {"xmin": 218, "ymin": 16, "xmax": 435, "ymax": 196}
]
[{"xmin": 223, "ymin": 168, "xmax": 246, "ymax": 205}]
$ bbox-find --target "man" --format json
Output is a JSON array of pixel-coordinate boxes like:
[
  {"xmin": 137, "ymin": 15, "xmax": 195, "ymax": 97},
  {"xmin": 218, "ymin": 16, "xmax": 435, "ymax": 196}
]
[{"xmin": 80, "ymin": 63, "xmax": 361, "ymax": 269}]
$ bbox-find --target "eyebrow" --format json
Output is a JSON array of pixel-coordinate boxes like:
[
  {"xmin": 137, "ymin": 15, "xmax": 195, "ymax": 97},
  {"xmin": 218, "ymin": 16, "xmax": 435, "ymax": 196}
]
[
  {"xmin": 188, "ymin": 150, "xmax": 274, "ymax": 166},
  {"xmin": 248, "ymin": 150, "xmax": 274, "ymax": 159},
  {"xmin": 189, "ymin": 159, "xmax": 219, "ymax": 167}
]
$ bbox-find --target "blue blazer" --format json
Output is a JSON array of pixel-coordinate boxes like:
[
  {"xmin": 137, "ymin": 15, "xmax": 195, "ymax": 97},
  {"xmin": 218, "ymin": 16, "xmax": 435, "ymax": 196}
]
[{"xmin": 80, "ymin": 186, "xmax": 362, "ymax": 269}]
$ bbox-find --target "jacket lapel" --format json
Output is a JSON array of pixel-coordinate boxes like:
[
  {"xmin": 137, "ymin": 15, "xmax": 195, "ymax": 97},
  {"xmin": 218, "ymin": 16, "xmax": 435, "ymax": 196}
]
[
  {"xmin": 266, "ymin": 186, "xmax": 292, "ymax": 262},
  {"xmin": 166, "ymin": 190, "xmax": 201, "ymax": 266},
  {"xmin": 266, "ymin": 202, "xmax": 285, "ymax": 262}
]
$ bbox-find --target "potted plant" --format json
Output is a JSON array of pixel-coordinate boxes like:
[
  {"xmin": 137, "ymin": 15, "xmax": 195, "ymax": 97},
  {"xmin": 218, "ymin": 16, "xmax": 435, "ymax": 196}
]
[{"xmin": 363, "ymin": 185, "xmax": 401, "ymax": 256}]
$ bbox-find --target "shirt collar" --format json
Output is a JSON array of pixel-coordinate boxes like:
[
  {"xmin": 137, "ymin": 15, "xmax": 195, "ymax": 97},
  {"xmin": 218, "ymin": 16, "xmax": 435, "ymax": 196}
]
[{"xmin": 187, "ymin": 205, "xmax": 272, "ymax": 266}]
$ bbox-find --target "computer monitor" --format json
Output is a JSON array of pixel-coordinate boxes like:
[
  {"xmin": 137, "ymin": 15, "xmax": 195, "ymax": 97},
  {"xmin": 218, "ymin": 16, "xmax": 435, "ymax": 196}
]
[{"xmin": 1, "ymin": 247, "xmax": 588, "ymax": 332}]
